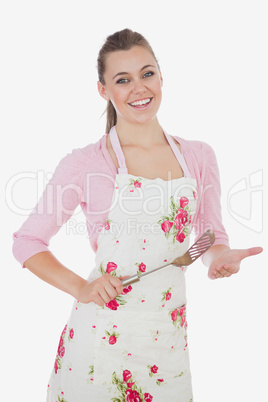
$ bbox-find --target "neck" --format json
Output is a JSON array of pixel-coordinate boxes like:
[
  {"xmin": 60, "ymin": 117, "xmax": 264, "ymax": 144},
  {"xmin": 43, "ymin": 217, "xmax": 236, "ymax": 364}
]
[{"xmin": 115, "ymin": 117, "xmax": 165, "ymax": 147}]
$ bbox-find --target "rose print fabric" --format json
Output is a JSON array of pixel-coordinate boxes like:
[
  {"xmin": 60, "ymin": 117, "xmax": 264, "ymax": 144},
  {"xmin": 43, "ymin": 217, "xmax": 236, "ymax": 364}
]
[{"xmin": 47, "ymin": 126, "xmax": 197, "ymax": 401}]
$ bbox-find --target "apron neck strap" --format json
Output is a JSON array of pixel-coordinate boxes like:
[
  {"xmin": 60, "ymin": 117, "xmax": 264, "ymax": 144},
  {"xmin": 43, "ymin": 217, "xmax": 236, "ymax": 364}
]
[
  {"xmin": 163, "ymin": 130, "xmax": 191, "ymax": 178},
  {"xmin": 109, "ymin": 125, "xmax": 190, "ymax": 177},
  {"xmin": 109, "ymin": 126, "xmax": 128, "ymax": 174}
]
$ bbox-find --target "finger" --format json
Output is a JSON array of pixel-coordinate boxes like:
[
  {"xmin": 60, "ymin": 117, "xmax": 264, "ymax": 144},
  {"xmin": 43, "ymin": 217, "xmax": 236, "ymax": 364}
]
[
  {"xmin": 95, "ymin": 279, "xmax": 115, "ymax": 303},
  {"xmin": 218, "ymin": 267, "xmax": 232, "ymax": 277},
  {"xmin": 98, "ymin": 287, "xmax": 113, "ymax": 304},
  {"xmin": 104, "ymin": 282, "xmax": 118, "ymax": 300},
  {"xmin": 109, "ymin": 275, "xmax": 124, "ymax": 294},
  {"xmin": 210, "ymin": 269, "xmax": 224, "ymax": 279},
  {"xmin": 247, "ymin": 246, "xmax": 263, "ymax": 256},
  {"xmin": 219, "ymin": 268, "xmax": 230, "ymax": 278},
  {"xmin": 215, "ymin": 271, "xmax": 224, "ymax": 279},
  {"xmin": 234, "ymin": 247, "xmax": 263, "ymax": 262},
  {"xmin": 89, "ymin": 288, "xmax": 106, "ymax": 306},
  {"xmin": 119, "ymin": 276, "xmax": 130, "ymax": 288},
  {"xmin": 223, "ymin": 263, "xmax": 240, "ymax": 274},
  {"xmin": 94, "ymin": 294, "xmax": 105, "ymax": 307},
  {"xmin": 100, "ymin": 273, "xmax": 122, "ymax": 296},
  {"xmin": 208, "ymin": 269, "xmax": 217, "ymax": 279}
]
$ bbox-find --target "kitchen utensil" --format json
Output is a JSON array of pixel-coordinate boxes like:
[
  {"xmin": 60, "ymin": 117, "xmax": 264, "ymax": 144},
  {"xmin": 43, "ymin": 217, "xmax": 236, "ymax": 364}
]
[{"xmin": 121, "ymin": 229, "xmax": 215, "ymax": 286}]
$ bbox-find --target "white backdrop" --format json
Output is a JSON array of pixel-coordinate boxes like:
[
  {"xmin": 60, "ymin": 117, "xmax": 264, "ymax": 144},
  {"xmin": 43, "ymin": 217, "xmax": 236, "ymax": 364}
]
[{"xmin": 1, "ymin": 1, "xmax": 267, "ymax": 401}]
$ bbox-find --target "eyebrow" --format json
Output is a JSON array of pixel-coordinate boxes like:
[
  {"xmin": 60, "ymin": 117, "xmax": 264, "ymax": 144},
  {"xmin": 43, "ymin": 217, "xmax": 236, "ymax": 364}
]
[{"xmin": 112, "ymin": 65, "xmax": 156, "ymax": 80}]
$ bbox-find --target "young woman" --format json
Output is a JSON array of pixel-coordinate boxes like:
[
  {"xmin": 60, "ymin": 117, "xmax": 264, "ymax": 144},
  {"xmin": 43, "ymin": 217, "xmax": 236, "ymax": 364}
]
[{"xmin": 13, "ymin": 28, "xmax": 262, "ymax": 402}]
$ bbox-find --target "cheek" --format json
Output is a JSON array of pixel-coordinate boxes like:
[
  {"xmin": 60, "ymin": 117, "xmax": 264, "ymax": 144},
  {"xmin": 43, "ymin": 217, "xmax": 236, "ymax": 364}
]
[
  {"xmin": 111, "ymin": 89, "xmax": 130, "ymax": 109},
  {"xmin": 147, "ymin": 78, "xmax": 162, "ymax": 97},
  {"xmin": 155, "ymin": 80, "xmax": 163, "ymax": 92},
  {"xmin": 152, "ymin": 83, "xmax": 163, "ymax": 103},
  {"xmin": 110, "ymin": 94, "xmax": 127, "ymax": 115}
]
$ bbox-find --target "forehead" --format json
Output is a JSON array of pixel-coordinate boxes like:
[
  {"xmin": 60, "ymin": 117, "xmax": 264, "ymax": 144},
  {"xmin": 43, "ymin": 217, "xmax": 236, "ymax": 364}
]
[{"xmin": 104, "ymin": 46, "xmax": 157, "ymax": 76}]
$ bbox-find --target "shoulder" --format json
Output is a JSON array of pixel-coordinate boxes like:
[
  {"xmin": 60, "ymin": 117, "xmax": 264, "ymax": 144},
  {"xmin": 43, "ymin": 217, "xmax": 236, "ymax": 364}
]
[
  {"xmin": 52, "ymin": 137, "xmax": 105, "ymax": 181},
  {"xmin": 59, "ymin": 137, "xmax": 103, "ymax": 168},
  {"xmin": 173, "ymin": 135, "xmax": 214, "ymax": 154},
  {"xmin": 173, "ymin": 135, "xmax": 217, "ymax": 165}
]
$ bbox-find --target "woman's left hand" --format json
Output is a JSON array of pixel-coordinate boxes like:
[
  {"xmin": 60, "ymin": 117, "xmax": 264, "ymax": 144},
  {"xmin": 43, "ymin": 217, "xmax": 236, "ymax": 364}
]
[{"xmin": 208, "ymin": 247, "xmax": 263, "ymax": 279}]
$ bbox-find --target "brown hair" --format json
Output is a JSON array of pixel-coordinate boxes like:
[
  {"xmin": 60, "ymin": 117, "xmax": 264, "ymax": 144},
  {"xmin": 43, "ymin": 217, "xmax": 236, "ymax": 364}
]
[{"xmin": 97, "ymin": 28, "xmax": 160, "ymax": 133}]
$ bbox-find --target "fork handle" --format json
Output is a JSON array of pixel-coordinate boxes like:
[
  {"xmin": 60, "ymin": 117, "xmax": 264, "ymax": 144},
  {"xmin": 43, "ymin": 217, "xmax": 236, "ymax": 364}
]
[
  {"xmin": 121, "ymin": 275, "xmax": 140, "ymax": 286},
  {"xmin": 121, "ymin": 262, "xmax": 174, "ymax": 286}
]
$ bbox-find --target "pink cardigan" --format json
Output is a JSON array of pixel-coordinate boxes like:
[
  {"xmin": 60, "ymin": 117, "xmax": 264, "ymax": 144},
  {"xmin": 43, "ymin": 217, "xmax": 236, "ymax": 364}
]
[{"xmin": 12, "ymin": 132, "xmax": 230, "ymax": 267}]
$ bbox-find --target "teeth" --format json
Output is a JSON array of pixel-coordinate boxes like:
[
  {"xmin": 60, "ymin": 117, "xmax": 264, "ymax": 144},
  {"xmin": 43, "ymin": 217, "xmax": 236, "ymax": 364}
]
[{"xmin": 130, "ymin": 98, "xmax": 151, "ymax": 106}]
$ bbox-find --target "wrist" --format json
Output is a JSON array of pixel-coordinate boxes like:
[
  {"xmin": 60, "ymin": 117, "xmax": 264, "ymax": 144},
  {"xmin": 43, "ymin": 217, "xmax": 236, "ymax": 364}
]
[
  {"xmin": 202, "ymin": 244, "xmax": 230, "ymax": 268},
  {"xmin": 70, "ymin": 277, "xmax": 88, "ymax": 300}
]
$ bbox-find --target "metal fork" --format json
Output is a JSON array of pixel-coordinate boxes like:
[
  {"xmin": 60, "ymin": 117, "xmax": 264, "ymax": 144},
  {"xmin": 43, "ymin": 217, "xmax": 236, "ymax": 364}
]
[{"xmin": 121, "ymin": 229, "xmax": 215, "ymax": 286}]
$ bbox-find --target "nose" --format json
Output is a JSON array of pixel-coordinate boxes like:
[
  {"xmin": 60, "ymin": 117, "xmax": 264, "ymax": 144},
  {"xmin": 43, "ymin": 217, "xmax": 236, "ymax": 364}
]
[{"xmin": 131, "ymin": 78, "xmax": 147, "ymax": 95}]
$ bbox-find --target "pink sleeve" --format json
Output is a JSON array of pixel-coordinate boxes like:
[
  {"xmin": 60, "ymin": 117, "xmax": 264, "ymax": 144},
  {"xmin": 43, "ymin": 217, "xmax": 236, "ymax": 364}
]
[
  {"xmin": 193, "ymin": 143, "xmax": 230, "ymax": 248},
  {"xmin": 12, "ymin": 149, "xmax": 86, "ymax": 267}
]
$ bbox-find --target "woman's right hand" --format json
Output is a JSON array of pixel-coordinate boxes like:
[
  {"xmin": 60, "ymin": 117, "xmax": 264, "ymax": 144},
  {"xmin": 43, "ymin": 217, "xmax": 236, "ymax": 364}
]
[
  {"xmin": 75, "ymin": 273, "xmax": 125, "ymax": 306},
  {"xmin": 23, "ymin": 252, "xmax": 129, "ymax": 306}
]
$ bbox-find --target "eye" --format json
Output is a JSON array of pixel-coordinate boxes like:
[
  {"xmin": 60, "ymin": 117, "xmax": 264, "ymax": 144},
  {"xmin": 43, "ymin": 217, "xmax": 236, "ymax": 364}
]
[
  {"xmin": 143, "ymin": 71, "xmax": 154, "ymax": 78},
  {"xmin": 116, "ymin": 71, "xmax": 155, "ymax": 84},
  {"xmin": 116, "ymin": 78, "xmax": 129, "ymax": 84}
]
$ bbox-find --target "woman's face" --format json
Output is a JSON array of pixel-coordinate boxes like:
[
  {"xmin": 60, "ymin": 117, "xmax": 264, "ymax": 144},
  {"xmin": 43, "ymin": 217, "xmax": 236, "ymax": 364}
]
[{"xmin": 98, "ymin": 46, "xmax": 163, "ymax": 126}]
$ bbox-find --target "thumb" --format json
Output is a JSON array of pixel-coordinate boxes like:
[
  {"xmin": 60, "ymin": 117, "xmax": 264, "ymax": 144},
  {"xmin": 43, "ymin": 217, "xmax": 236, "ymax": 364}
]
[
  {"xmin": 119, "ymin": 275, "xmax": 130, "ymax": 280},
  {"xmin": 247, "ymin": 246, "xmax": 263, "ymax": 256},
  {"xmin": 235, "ymin": 246, "xmax": 263, "ymax": 262}
]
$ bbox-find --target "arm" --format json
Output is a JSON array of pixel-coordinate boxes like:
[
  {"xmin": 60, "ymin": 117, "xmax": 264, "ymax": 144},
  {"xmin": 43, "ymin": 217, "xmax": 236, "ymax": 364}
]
[
  {"xmin": 194, "ymin": 143, "xmax": 263, "ymax": 278},
  {"xmin": 13, "ymin": 149, "xmax": 124, "ymax": 306},
  {"xmin": 24, "ymin": 251, "xmax": 124, "ymax": 305}
]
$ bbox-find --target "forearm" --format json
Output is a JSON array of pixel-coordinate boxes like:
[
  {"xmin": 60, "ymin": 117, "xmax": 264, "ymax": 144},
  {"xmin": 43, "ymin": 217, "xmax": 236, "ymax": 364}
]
[
  {"xmin": 24, "ymin": 251, "xmax": 87, "ymax": 300},
  {"xmin": 202, "ymin": 244, "xmax": 230, "ymax": 268}
]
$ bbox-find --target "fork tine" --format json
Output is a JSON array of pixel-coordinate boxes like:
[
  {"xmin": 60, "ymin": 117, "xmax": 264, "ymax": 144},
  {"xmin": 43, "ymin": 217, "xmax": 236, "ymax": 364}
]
[
  {"xmin": 187, "ymin": 230, "xmax": 215, "ymax": 260},
  {"xmin": 189, "ymin": 242, "xmax": 212, "ymax": 252}
]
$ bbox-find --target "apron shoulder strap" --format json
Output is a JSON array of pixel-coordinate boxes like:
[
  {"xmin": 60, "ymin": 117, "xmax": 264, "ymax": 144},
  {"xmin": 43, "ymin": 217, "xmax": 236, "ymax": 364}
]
[
  {"xmin": 109, "ymin": 126, "xmax": 128, "ymax": 174},
  {"xmin": 163, "ymin": 130, "xmax": 191, "ymax": 178}
]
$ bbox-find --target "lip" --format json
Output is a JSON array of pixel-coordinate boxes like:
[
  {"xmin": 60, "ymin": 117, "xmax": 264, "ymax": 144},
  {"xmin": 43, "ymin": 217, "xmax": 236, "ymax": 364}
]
[
  {"xmin": 128, "ymin": 97, "xmax": 153, "ymax": 110},
  {"xmin": 128, "ymin": 97, "xmax": 153, "ymax": 105}
]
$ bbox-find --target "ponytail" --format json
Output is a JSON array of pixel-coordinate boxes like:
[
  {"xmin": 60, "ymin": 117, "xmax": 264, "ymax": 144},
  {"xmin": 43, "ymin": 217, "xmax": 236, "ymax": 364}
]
[
  {"xmin": 97, "ymin": 28, "xmax": 159, "ymax": 133},
  {"xmin": 106, "ymin": 100, "xmax": 117, "ymax": 133}
]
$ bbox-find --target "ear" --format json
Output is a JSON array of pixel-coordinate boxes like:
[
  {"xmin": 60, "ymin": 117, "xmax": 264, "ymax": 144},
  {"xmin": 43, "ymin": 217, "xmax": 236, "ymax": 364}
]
[
  {"xmin": 97, "ymin": 81, "xmax": 110, "ymax": 101},
  {"xmin": 159, "ymin": 70, "xmax": 164, "ymax": 87}
]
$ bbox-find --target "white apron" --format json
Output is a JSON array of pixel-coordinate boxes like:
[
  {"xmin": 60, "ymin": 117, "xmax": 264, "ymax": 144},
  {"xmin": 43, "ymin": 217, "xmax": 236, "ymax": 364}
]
[{"xmin": 47, "ymin": 126, "xmax": 197, "ymax": 402}]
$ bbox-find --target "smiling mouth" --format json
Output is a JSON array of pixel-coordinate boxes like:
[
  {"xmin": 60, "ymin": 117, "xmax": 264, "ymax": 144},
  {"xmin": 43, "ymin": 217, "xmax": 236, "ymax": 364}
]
[{"xmin": 128, "ymin": 97, "xmax": 153, "ymax": 108}]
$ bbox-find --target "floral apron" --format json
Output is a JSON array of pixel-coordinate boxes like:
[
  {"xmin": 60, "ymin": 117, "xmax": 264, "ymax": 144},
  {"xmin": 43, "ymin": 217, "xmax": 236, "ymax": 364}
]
[{"xmin": 47, "ymin": 126, "xmax": 197, "ymax": 402}]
